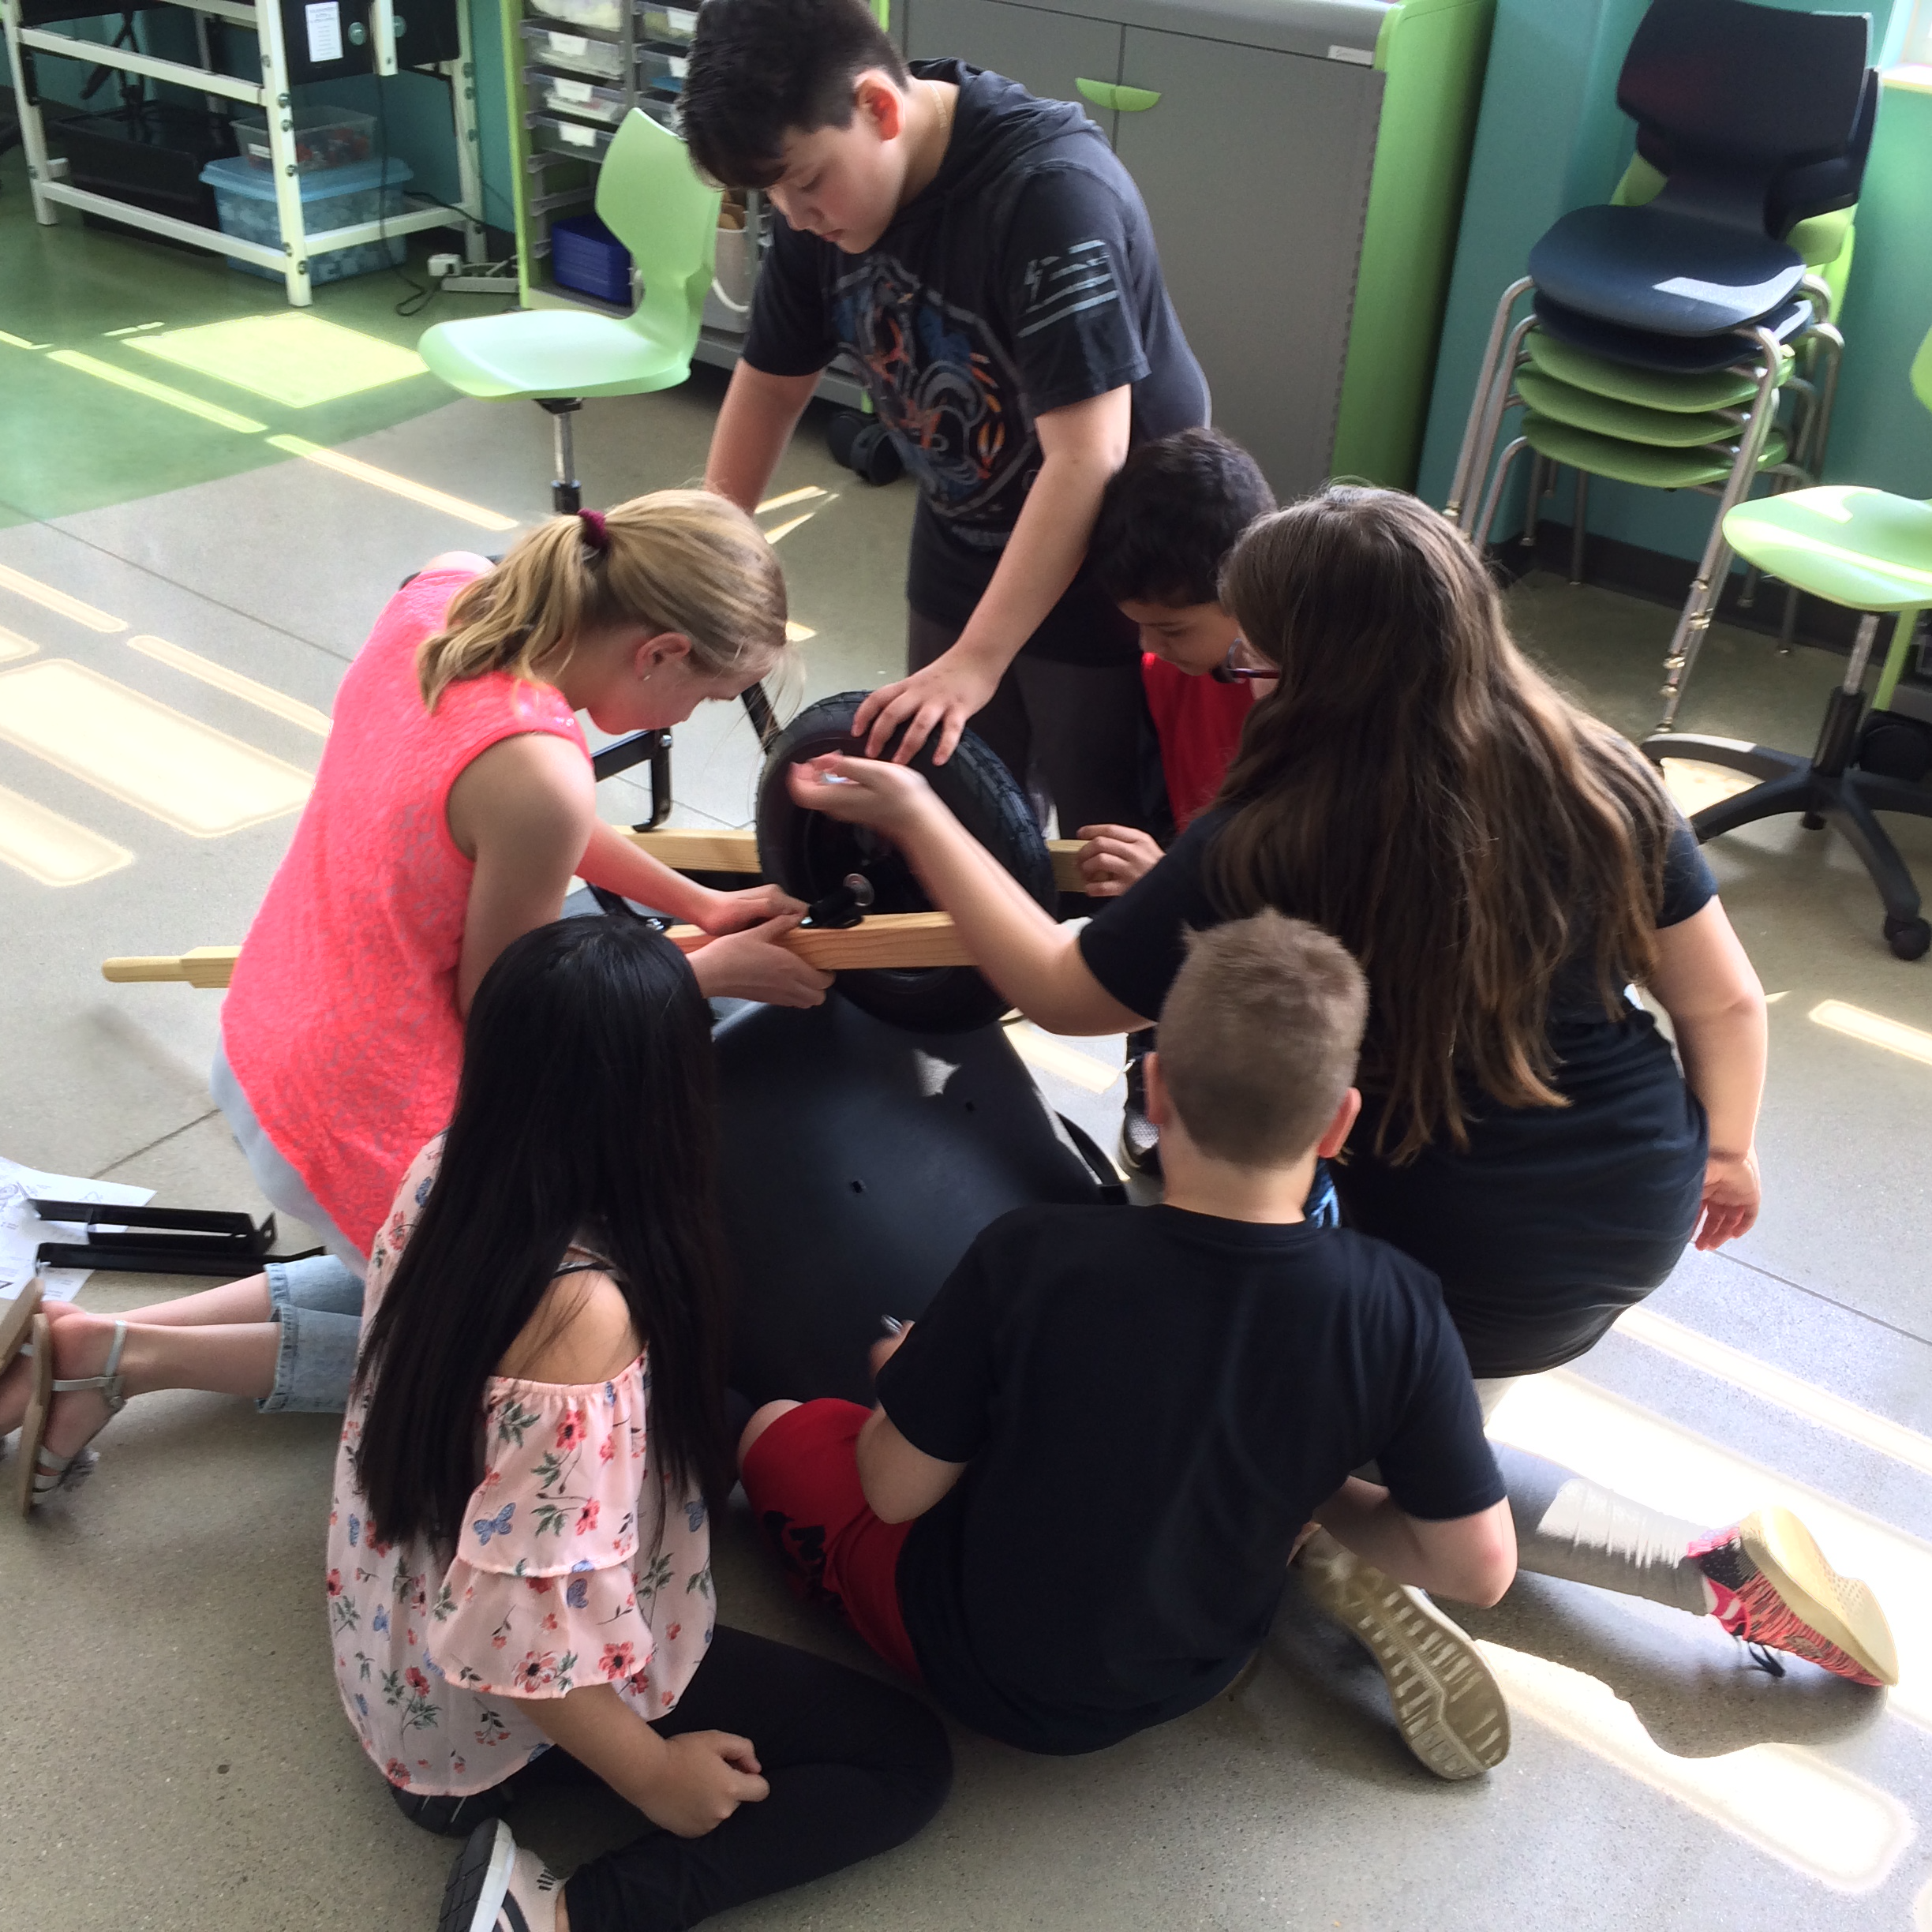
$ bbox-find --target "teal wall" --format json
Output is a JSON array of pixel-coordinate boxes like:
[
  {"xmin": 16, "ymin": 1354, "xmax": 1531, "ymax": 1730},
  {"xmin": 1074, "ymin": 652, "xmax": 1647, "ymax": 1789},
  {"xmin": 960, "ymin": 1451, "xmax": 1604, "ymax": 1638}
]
[{"xmin": 1413, "ymin": 0, "xmax": 1932, "ymax": 561}]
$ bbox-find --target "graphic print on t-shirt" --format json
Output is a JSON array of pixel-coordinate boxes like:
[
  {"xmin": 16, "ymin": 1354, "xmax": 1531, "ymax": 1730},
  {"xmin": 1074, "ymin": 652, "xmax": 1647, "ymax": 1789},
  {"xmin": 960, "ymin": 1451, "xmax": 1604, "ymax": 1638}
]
[{"xmin": 831, "ymin": 254, "xmax": 1031, "ymax": 547}]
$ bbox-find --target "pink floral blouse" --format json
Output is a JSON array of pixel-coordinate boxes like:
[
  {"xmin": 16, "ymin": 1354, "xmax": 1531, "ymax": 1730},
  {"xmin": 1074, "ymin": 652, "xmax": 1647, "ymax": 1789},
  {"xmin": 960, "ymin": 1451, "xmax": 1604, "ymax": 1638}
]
[{"xmin": 326, "ymin": 1140, "xmax": 714, "ymax": 1795}]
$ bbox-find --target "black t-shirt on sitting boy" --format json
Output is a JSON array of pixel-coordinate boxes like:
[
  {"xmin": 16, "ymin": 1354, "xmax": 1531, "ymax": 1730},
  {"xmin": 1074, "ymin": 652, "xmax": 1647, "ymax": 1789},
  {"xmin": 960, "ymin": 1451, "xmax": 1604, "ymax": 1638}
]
[
  {"xmin": 874, "ymin": 1202, "xmax": 1503, "ymax": 1755},
  {"xmin": 743, "ymin": 61, "xmax": 1209, "ymax": 665}
]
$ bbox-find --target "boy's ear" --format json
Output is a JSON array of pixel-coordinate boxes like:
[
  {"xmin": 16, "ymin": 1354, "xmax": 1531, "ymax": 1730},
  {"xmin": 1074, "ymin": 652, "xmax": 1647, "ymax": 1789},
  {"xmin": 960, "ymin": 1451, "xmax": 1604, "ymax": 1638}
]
[
  {"xmin": 1316, "ymin": 1087, "xmax": 1361, "ymax": 1160},
  {"xmin": 1140, "ymin": 1050, "xmax": 1171, "ymax": 1129},
  {"xmin": 856, "ymin": 72, "xmax": 906, "ymax": 141}
]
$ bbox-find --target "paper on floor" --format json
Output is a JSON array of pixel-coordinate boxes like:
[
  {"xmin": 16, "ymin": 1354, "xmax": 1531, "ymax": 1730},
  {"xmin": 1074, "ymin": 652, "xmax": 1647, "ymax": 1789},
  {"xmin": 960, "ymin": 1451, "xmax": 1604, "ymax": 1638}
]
[{"xmin": 0, "ymin": 1156, "xmax": 155, "ymax": 1301}]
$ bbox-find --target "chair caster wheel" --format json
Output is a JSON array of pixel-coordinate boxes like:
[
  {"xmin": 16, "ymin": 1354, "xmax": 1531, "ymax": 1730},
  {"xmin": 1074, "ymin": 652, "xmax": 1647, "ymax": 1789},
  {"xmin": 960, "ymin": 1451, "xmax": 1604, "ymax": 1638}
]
[
  {"xmin": 1884, "ymin": 915, "xmax": 1931, "ymax": 960},
  {"xmin": 826, "ymin": 407, "xmax": 865, "ymax": 467},
  {"xmin": 848, "ymin": 421, "xmax": 903, "ymax": 485},
  {"xmin": 826, "ymin": 410, "xmax": 903, "ymax": 485}
]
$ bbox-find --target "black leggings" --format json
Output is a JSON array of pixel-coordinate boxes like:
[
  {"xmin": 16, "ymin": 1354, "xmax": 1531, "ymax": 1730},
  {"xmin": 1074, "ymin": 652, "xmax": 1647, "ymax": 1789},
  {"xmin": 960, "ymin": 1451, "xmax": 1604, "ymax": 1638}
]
[{"xmin": 394, "ymin": 1626, "xmax": 952, "ymax": 1932}]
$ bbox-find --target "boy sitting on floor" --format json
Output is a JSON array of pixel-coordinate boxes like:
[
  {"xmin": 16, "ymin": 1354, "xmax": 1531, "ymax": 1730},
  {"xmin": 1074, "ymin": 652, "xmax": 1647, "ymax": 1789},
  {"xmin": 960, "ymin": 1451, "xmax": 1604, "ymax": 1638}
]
[
  {"xmin": 1075, "ymin": 427, "xmax": 1275, "ymax": 1173},
  {"xmin": 739, "ymin": 912, "xmax": 1516, "ymax": 1763}
]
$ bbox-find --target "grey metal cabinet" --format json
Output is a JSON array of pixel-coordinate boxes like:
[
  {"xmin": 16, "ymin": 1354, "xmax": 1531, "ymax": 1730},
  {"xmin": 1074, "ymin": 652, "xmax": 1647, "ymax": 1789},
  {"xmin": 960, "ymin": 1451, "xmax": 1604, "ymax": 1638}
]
[
  {"xmin": 1111, "ymin": 25, "xmax": 1381, "ymax": 496},
  {"xmin": 905, "ymin": 0, "xmax": 1120, "ymax": 140}
]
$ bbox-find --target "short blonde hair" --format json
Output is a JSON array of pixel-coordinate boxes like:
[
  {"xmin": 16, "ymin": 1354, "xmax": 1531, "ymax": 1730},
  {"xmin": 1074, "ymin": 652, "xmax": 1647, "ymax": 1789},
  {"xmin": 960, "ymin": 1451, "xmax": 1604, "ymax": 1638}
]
[
  {"xmin": 417, "ymin": 489, "xmax": 786, "ymax": 709},
  {"xmin": 1157, "ymin": 912, "xmax": 1367, "ymax": 1166}
]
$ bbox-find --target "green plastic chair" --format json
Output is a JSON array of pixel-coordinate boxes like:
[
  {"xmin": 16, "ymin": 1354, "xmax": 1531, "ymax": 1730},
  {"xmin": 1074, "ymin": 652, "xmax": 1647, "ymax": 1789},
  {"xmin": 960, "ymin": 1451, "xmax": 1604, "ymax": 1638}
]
[
  {"xmin": 1637, "ymin": 325, "xmax": 1932, "ymax": 960},
  {"xmin": 1455, "ymin": 151, "xmax": 1853, "ymax": 728},
  {"xmin": 418, "ymin": 110, "xmax": 721, "ymax": 512}
]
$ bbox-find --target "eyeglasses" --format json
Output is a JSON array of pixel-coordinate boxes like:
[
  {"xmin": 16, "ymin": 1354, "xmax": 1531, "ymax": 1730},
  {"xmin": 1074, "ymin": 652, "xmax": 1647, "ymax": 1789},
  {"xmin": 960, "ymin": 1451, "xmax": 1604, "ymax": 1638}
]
[{"xmin": 1213, "ymin": 639, "xmax": 1279, "ymax": 683}]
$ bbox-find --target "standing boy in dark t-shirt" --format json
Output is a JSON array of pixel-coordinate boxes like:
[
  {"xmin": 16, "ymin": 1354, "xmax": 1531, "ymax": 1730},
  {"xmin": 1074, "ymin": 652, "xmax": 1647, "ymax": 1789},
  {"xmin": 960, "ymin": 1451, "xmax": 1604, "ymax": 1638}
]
[
  {"xmin": 739, "ymin": 912, "xmax": 1517, "ymax": 1773},
  {"xmin": 683, "ymin": 0, "xmax": 1209, "ymax": 836}
]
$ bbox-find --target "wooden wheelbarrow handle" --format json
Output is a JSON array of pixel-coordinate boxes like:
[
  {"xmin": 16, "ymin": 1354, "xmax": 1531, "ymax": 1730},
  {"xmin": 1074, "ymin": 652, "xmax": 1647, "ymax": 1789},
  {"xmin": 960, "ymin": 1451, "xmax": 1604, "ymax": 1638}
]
[
  {"xmin": 102, "ymin": 912, "xmax": 977, "ymax": 990},
  {"xmin": 628, "ymin": 826, "xmax": 1091, "ymax": 894}
]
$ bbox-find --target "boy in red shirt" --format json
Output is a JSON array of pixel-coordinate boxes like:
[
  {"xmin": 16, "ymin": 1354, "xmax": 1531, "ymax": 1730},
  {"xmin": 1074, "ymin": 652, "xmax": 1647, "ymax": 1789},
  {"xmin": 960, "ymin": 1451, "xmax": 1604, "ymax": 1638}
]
[{"xmin": 1078, "ymin": 428, "xmax": 1276, "ymax": 1173}]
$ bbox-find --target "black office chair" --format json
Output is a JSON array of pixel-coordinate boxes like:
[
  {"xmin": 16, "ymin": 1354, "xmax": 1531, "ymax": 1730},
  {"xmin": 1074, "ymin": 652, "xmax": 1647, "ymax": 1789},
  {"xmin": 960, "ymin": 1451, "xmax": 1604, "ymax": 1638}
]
[{"xmin": 1526, "ymin": 0, "xmax": 1868, "ymax": 337}]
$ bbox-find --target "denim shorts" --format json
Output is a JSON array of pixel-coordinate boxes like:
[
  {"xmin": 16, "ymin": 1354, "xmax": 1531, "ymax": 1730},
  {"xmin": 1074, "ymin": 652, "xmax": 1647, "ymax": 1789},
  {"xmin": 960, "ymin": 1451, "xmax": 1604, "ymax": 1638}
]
[
  {"xmin": 212, "ymin": 1035, "xmax": 369, "ymax": 1413},
  {"xmin": 261, "ymin": 1253, "xmax": 365, "ymax": 1413}
]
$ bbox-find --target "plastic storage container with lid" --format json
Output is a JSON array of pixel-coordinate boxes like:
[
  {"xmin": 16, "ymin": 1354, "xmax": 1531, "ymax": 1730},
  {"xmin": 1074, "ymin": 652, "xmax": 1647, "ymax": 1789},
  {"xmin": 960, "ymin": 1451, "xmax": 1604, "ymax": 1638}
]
[
  {"xmin": 526, "ymin": 0, "xmax": 622, "ymax": 32},
  {"xmin": 525, "ymin": 69, "xmax": 630, "ymax": 125},
  {"xmin": 200, "ymin": 153, "xmax": 414, "ymax": 283},
  {"xmin": 519, "ymin": 22, "xmax": 624, "ymax": 79},
  {"xmin": 232, "ymin": 104, "xmax": 375, "ymax": 172},
  {"xmin": 642, "ymin": 4, "xmax": 696, "ymax": 41},
  {"xmin": 550, "ymin": 212, "xmax": 633, "ymax": 305}
]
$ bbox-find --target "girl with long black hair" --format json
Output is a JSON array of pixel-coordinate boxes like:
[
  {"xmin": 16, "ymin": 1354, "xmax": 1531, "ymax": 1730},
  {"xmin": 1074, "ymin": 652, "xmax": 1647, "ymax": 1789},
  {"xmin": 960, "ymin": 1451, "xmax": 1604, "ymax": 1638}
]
[{"xmin": 330, "ymin": 915, "xmax": 948, "ymax": 1932}]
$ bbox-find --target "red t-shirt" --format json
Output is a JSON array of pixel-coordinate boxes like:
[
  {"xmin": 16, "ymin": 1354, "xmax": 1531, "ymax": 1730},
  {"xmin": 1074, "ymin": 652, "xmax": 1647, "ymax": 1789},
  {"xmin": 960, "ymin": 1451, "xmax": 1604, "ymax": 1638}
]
[{"xmin": 1141, "ymin": 653, "xmax": 1255, "ymax": 829}]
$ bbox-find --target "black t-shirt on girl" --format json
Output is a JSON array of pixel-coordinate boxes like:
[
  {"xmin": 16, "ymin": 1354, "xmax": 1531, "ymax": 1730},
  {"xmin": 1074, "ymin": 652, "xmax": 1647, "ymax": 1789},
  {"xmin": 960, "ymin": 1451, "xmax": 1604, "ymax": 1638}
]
[
  {"xmin": 743, "ymin": 60, "xmax": 1210, "ymax": 665},
  {"xmin": 874, "ymin": 1203, "xmax": 1502, "ymax": 1755},
  {"xmin": 1077, "ymin": 810, "xmax": 1720, "ymax": 1378}
]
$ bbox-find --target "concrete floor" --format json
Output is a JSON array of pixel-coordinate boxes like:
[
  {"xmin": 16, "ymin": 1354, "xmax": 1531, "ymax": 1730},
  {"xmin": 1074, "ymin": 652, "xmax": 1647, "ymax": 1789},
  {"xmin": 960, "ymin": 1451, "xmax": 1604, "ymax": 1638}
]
[{"xmin": 5, "ymin": 165, "xmax": 1932, "ymax": 1932}]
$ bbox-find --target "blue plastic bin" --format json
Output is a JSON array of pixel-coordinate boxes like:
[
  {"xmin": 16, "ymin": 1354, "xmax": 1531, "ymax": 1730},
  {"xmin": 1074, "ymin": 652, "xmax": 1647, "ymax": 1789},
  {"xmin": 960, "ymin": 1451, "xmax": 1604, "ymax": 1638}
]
[
  {"xmin": 550, "ymin": 212, "xmax": 633, "ymax": 305},
  {"xmin": 200, "ymin": 153, "xmax": 414, "ymax": 284}
]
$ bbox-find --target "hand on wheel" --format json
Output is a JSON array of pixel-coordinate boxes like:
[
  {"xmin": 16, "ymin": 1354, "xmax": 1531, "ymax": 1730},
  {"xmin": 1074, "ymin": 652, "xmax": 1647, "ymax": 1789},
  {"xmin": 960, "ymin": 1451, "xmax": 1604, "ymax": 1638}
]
[
  {"xmin": 852, "ymin": 651, "xmax": 1002, "ymax": 765},
  {"xmin": 1074, "ymin": 825, "xmax": 1163, "ymax": 897},
  {"xmin": 686, "ymin": 912, "xmax": 833, "ymax": 1009},
  {"xmin": 1694, "ymin": 1148, "xmax": 1759, "ymax": 1249},
  {"xmin": 786, "ymin": 754, "xmax": 934, "ymax": 836}
]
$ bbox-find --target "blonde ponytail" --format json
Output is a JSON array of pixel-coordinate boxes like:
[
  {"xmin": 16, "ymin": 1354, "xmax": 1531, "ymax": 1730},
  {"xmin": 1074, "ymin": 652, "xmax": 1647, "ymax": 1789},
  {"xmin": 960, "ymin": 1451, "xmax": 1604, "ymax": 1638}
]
[{"xmin": 416, "ymin": 489, "xmax": 787, "ymax": 709}]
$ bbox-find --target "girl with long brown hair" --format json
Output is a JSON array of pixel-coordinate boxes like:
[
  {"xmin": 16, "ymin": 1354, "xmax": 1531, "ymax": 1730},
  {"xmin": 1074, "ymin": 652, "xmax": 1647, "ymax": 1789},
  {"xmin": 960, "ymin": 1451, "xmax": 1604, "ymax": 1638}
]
[{"xmin": 780, "ymin": 485, "xmax": 1896, "ymax": 1773}]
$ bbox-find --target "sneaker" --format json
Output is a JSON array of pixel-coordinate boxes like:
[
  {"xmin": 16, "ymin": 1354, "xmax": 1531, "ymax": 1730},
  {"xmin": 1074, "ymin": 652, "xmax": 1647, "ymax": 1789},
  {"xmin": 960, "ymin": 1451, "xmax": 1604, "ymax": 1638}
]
[
  {"xmin": 1689, "ymin": 1506, "xmax": 1899, "ymax": 1687},
  {"xmin": 1296, "ymin": 1528, "xmax": 1510, "ymax": 1780},
  {"xmin": 1118, "ymin": 1034, "xmax": 1161, "ymax": 1178},
  {"xmin": 437, "ymin": 1819, "xmax": 563, "ymax": 1932}
]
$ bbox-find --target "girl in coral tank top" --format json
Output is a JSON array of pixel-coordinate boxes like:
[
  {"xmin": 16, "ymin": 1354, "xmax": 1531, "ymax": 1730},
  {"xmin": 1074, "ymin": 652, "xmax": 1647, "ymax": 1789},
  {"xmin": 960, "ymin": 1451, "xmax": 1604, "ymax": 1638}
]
[{"xmin": 10, "ymin": 492, "xmax": 829, "ymax": 1511}]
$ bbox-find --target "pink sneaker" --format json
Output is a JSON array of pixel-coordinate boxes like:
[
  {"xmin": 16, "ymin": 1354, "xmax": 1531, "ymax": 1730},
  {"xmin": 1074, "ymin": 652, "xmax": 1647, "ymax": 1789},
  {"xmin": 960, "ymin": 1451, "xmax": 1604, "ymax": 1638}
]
[{"xmin": 1689, "ymin": 1506, "xmax": 1898, "ymax": 1687}]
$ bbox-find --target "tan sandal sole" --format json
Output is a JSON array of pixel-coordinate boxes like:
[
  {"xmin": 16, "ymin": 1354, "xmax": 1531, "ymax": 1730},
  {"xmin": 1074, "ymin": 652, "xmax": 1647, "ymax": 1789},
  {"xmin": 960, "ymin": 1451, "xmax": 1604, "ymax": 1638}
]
[
  {"xmin": 1301, "ymin": 1542, "xmax": 1510, "ymax": 1779},
  {"xmin": 0, "ymin": 1276, "xmax": 43, "ymax": 1372},
  {"xmin": 1741, "ymin": 1506, "xmax": 1899, "ymax": 1687},
  {"xmin": 17, "ymin": 1312, "xmax": 51, "ymax": 1518}
]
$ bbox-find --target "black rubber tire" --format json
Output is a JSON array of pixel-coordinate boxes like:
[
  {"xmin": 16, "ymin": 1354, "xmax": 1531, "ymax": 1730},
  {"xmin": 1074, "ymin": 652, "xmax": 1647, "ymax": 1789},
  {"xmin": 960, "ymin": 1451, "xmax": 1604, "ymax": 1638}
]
[
  {"xmin": 1884, "ymin": 915, "xmax": 1931, "ymax": 961},
  {"xmin": 826, "ymin": 408, "xmax": 867, "ymax": 468},
  {"xmin": 756, "ymin": 691, "xmax": 1054, "ymax": 1032},
  {"xmin": 851, "ymin": 421, "xmax": 904, "ymax": 485}
]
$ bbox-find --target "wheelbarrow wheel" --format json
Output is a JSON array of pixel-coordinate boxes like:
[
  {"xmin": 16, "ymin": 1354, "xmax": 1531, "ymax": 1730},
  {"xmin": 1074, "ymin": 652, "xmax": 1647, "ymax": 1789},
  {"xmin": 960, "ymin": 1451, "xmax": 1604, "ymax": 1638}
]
[{"xmin": 755, "ymin": 691, "xmax": 1054, "ymax": 1032}]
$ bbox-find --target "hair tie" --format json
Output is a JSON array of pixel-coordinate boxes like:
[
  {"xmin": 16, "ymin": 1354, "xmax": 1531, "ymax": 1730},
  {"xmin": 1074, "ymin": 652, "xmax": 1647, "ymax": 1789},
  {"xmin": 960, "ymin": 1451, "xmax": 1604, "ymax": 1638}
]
[{"xmin": 578, "ymin": 508, "xmax": 610, "ymax": 555}]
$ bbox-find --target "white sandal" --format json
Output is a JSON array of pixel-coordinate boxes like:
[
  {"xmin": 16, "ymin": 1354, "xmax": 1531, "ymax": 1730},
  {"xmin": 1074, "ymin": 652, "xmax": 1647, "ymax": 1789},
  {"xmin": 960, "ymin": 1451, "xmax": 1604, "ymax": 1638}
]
[{"xmin": 17, "ymin": 1312, "xmax": 129, "ymax": 1515}]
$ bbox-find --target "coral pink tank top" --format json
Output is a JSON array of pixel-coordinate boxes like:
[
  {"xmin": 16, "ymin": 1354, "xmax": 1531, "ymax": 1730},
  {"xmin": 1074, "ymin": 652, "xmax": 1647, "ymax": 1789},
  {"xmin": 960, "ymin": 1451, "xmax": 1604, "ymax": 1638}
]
[{"xmin": 223, "ymin": 570, "xmax": 588, "ymax": 1253}]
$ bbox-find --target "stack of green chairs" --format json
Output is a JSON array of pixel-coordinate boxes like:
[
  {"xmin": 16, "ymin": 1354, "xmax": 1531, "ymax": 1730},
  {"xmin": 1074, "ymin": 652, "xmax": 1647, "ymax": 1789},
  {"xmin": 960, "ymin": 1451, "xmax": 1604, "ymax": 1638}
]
[
  {"xmin": 1448, "ymin": 152, "xmax": 1853, "ymax": 731},
  {"xmin": 418, "ymin": 109, "xmax": 721, "ymax": 514},
  {"xmin": 1636, "ymin": 324, "xmax": 1932, "ymax": 962}
]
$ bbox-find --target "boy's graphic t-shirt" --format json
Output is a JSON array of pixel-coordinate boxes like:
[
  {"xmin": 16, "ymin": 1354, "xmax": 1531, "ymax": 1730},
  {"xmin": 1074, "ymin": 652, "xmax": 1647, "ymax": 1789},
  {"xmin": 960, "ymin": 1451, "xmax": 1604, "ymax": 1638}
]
[
  {"xmin": 875, "ymin": 1204, "xmax": 1501, "ymax": 1754},
  {"xmin": 744, "ymin": 61, "xmax": 1209, "ymax": 664}
]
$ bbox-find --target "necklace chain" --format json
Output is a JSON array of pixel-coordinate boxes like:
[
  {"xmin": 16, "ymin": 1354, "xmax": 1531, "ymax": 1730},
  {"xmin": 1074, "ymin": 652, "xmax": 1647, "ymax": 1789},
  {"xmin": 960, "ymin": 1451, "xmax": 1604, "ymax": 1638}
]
[{"xmin": 928, "ymin": 78, "xmax": 956, "ymax": 148}]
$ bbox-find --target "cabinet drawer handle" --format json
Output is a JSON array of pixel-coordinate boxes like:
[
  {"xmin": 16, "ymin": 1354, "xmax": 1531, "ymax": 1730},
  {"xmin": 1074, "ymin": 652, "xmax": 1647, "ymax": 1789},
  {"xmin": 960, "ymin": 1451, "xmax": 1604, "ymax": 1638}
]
[{"xmin": 1075, "ymin": 78, "xmax": 1161, "ymax": 112}]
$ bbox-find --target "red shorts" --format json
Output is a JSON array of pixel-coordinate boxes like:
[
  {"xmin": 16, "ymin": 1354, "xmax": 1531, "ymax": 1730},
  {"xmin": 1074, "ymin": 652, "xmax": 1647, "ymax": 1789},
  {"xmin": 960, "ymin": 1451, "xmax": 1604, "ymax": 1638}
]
[{"xmin": 739, "ymin": 1398, "xmax": 922, "ymax": 1683}]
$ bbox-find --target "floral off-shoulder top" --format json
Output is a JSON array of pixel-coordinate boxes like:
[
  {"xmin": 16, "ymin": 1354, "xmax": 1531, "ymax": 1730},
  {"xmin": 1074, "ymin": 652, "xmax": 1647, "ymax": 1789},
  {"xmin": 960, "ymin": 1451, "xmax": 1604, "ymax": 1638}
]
[{"xmin": 325, "ymin": 1138, "xmax": 713, "ymax": 1796}]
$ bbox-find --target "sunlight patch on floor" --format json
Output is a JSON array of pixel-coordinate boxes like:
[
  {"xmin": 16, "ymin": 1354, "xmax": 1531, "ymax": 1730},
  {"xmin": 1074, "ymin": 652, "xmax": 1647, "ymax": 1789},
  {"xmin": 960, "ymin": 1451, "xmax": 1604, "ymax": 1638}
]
[
  {"xmin": 1481, "ymin": 1642, "xmax": 1914, "ymax": 1893},
  {"xmin": 265, "ymin": 436, "xmax": 519, "ymax": 531},
  {"xmin": 1658, "ymin": 758, "xmax": 1761, "ymax": 815},
  {"xmin": 1489, "ymin": 1372, "xmax": 1932, "ymax": 1731},
  {"xmin": 0, "ymin": 781, "xmax": 133, "ymax": 886},
  {"xmin": 129, "ymin": 635, "xmax": 331, "ymax": 736},
  {"xmin": 1809, "ymin": 999, "xmax": 1932, "ymax": 1070},
  {"xmin": 0, "ymin": 562, "xmax": 125, "ymax": 633},
  {"xmin": 133, "ymin": 313, "xmax": 429, "ymax": 409},
  {"xmin": 0, "ymin": 661, "xmax": 313, "ymax": 837},
  {"xmin": 46, "ymin": 350, "xmax": 268, "ymax": 435}
]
